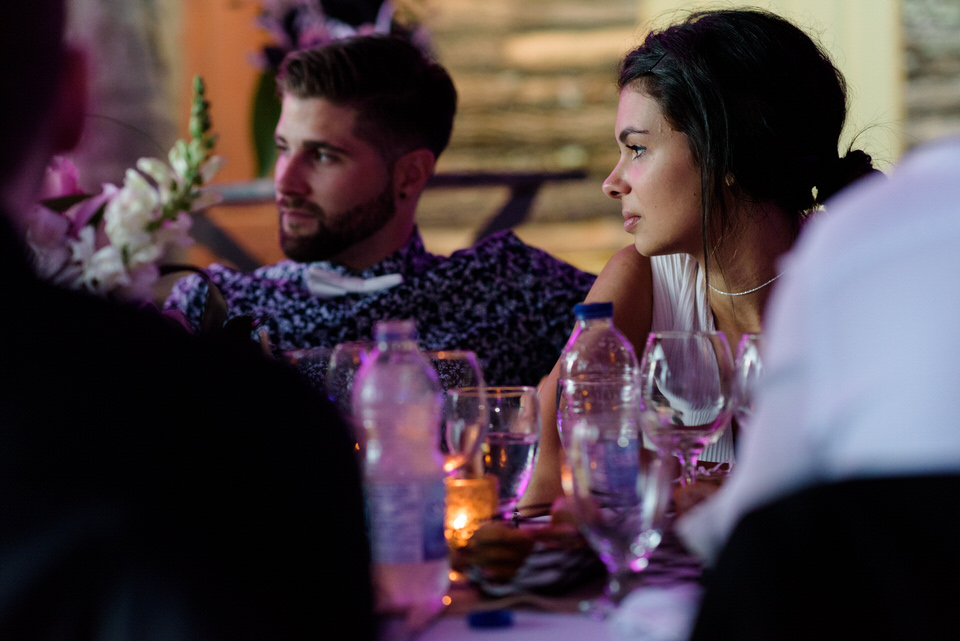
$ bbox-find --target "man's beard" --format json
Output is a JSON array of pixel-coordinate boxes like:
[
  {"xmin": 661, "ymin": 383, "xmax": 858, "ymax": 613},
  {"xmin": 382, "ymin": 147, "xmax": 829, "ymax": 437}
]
[{"xmin": 278, "ymin": 181, "xmax": 396, "ymax": 263}]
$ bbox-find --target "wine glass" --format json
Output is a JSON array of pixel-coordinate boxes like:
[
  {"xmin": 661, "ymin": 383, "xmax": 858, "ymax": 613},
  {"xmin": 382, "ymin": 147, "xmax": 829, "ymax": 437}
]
[
  {"xmin": 428, "ymin": 349, "xmax": 486, "ymax": 393},
  {"xmin": 427, "ymin": 350, "xmax": 488, "ymax": 475},
  {"xmin": 469, "ymin": 386, "xmax": 540, "ymax": 518},
  {"xmin": 639, "ymin": 331, "xmax": 735, "ymax": 487},
  {"xmin": 733, "ymin": 333, "xmax": 764, "ymax": 433},
  {"xmin": 326, "ymin": 341, "xmax": 373, "ymax": 424},
  {"xmin": 567, "ymin": 383, "xmax": 671, "ymax": 618}
]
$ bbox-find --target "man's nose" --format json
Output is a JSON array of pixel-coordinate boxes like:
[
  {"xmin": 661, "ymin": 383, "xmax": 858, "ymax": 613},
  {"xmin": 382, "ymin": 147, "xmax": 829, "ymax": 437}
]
[{"xmin": 275, "ymin": 156, "xmax": 308, "ymax": 196}]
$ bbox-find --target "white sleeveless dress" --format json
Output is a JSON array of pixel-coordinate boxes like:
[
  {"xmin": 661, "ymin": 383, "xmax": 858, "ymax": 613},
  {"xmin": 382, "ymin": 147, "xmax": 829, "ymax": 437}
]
[{"xmin": 648, "ymin": 254, "xmax": 736, "ymax": 463}]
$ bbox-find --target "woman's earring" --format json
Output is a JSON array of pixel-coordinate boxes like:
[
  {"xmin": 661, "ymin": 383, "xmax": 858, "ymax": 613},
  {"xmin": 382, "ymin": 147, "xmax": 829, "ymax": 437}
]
[{"xmin": 724, "ymin": 173, "xmax": 735, "ymax": 187}]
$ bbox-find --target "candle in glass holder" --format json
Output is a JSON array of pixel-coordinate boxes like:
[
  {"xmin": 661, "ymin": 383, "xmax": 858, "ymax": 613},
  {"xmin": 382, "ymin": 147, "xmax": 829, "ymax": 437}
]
[{"xmin": 444, "ymin": 475, "xmax": 498, "ymax": 550}]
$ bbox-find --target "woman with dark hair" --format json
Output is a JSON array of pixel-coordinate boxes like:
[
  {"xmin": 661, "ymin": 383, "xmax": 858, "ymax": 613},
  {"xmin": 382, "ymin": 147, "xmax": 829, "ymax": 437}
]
[{"xmin": 524, "ymin": 8, "xmax": 878, "ymax": 509}]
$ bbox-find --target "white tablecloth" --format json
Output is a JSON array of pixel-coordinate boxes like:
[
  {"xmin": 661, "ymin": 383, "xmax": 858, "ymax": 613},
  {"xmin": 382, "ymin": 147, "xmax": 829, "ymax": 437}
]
[
  {"xmin": 382, "ymin": 521, "xmax": 704, "ymax": 641},
  {"xmin": 412, "ymin": 583, "xmax": 701, "ymax": 641}
]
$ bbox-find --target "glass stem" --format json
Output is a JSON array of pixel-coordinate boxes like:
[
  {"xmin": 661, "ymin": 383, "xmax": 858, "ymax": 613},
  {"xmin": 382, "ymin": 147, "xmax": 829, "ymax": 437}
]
[
  {"xmin": 604, "ymin": 566, "xmax": 634, "ymax": 605},
  {"xmin": 677, "ymin": 451, "xmax": 699, "ymax": 487}
]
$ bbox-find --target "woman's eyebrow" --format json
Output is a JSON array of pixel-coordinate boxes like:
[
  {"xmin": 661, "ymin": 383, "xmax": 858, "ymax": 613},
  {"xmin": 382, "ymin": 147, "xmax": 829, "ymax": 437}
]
[{"xmin": 618, "ymin": 127, "xmax": 649, "ymax": 144}]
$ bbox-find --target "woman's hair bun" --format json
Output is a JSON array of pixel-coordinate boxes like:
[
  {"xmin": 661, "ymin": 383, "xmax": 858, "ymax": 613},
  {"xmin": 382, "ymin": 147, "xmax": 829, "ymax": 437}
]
[{"xmin": 816, "ymin": 149, "xmax": 879, "ymax": 205}]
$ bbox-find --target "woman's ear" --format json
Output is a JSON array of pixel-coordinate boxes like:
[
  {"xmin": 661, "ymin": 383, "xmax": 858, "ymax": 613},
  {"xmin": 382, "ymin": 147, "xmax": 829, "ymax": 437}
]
[
  {"xmin": 391, "ymin": 148, "xmax": 436, "ymax": 202},
  {"xmin": 51, "ymin": 46, "xmax": 87, "ymax": 153}
]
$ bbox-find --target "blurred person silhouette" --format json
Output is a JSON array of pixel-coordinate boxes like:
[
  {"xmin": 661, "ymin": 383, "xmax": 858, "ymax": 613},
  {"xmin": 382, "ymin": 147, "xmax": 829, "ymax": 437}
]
[
  {"xmin": 680, "ymin": 138, "xmax": 960, "ymax": 639},
  {"xmin": 164, "ymin": 35, "xmax": 595, "ymax": 388},
  {"xmin": 0, "ymin": 3, "xmax": 374, "ymax": 640},
  {"xmin": 523, "ymin": 8, "xmax": 879, "ymax": 510}
]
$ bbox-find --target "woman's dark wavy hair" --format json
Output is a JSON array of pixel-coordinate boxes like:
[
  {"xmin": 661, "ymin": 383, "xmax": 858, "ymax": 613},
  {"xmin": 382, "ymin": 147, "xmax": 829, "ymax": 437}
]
[{"xmin": 619, "ymin": 9, "xmax": 877, "ymax": 260}]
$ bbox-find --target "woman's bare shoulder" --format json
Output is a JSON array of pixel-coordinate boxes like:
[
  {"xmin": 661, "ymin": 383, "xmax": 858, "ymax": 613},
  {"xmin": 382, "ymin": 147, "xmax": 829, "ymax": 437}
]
[{"xmin": 585, "ymin": 245, "xmax": 654, "ymax": 348}]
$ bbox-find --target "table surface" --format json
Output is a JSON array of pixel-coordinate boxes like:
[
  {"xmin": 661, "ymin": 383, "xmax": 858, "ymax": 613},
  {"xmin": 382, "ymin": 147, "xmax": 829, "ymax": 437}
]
[{"xmin": 380, "ymin": 518, "xmax": 705, "ymax": 641}]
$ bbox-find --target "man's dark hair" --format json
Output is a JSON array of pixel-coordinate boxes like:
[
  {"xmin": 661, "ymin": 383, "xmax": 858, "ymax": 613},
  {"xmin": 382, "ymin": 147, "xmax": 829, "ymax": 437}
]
[
  {"xmin": 0, "ymin": 2, "xmax": 67, "ymax": 183},
  {"xmin": 277, "ymin": 34, "xmax": 457, "ymax": 161}
]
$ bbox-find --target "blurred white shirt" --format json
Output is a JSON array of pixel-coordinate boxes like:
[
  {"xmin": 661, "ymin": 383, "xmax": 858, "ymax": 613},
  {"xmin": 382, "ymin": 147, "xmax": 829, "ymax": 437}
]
[{"xmin": 678, "ymin": 137, "xmax": 960, "ymax": 565}]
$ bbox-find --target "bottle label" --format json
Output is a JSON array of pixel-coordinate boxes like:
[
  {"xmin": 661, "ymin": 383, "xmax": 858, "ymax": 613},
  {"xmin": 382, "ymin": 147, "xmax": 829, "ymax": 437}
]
[
  {"xmin": 585, "ymin": 435, "xmax": 640, "ymax": 504},
  {"xmin": 366, "ymin": 478, "xmax": 447, "ymax": 564}
]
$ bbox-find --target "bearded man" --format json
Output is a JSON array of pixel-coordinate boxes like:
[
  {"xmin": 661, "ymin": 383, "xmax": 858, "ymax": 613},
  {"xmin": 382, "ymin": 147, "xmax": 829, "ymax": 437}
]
[{"xmin": 165, "ymin": 35, "xmax": 595, "ymax": 386}]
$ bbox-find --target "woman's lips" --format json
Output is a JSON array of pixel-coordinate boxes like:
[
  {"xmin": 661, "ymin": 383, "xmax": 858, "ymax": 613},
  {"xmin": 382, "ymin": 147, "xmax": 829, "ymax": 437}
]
[{"xmin": 623, "ymin": 214, "xmax": 640, "ymax": 232}]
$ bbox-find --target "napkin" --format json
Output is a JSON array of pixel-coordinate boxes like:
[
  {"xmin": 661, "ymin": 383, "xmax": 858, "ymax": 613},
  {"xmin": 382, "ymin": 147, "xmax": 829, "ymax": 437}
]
[
  {"xmin": 609, "ymin": 583, "xmax": 703, "ymax": 641},
  {"xmin": 305, "ymin": 266, "xmax": 403, "ymax": 298}
]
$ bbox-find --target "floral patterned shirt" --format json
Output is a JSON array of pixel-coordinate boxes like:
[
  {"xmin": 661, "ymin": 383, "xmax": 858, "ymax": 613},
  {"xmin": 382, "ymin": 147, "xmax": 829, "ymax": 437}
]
[{"xmin": 165, "ymin": 229, "xmax": 596, "ymax": 386}]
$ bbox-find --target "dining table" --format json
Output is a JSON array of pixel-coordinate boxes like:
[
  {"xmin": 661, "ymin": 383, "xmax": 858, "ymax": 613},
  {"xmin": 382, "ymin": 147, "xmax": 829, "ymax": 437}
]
[{"xmin": 380, "ymin": 512, "xmax": 706, "ymax": 641}]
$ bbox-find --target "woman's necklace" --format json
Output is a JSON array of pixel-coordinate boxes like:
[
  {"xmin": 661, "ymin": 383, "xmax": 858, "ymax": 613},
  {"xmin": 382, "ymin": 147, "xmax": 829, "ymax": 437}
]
[{"xmin": 708, "ymin": 272, "xmax": 785, "ymax": 296}]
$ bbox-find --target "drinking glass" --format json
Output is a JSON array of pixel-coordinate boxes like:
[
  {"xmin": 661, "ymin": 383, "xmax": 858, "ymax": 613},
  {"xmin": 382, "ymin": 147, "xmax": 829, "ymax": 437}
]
[
  {"xmin": 428, "ymin": 350, "xmax": 488, "ymax": 475},
  {"xmin": 473, "ymin": 386, "xmax": 540, "ymax": 518},
  {"xmin": 283, "ymin": 345, "xmax": 333, "ymax": 393},
  {"xmin": 733, "ymin": 333, "xmax": 764, "ymax": 433},
  {"xmin": 326, "ymin": 341, "xmax": 373, "ymax": 423},
  {"xmin": 639, "ymin": 331, "xmax": 735, "ymax": 487},
  {"xmin": 428, "ymin": 349, "xmax": 486, "ymax": 393},
  {"xmin": 567, "ymin": 389, "xmax": 671, "ymax": 617}
]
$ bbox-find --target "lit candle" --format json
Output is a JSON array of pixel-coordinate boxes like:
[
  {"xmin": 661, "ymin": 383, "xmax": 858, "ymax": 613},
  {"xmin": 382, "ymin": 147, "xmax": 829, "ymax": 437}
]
[{"xmin": 443, "ymin": 475, "xmax": 499, "ymax": 550}]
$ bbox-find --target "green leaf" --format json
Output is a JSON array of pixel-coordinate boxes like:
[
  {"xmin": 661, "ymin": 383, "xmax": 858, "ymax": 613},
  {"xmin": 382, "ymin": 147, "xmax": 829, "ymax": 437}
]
[
  {"xmin": 251, "ymin": 70, "xmax": 281, "ymax": 178},
  {"xmin": 159, "ymin": 264, "xmax": 227, "ymax": 334}
]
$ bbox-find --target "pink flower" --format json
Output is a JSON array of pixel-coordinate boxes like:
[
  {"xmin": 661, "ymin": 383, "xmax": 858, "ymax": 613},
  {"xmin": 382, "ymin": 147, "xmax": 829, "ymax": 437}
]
[
  {"xmin": 39, "ymin": 156, "xmax": 83, "ymax": 200},
  {"xmin": 65, "ymin": 184, "xmax": 116, "ymax": 236},
  {"xmin": 25, "ymin": 205, "xmax": 70, "ymax": 250}
]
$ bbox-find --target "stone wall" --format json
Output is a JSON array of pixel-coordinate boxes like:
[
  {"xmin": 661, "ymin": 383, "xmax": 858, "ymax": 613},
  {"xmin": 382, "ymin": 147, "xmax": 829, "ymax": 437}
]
[
  {"xmin": 903, "ymin": 0, "xmax": 960, "ymax": 147},
  {"xmin": 415, "ymin": 0, "xmax": 637, "ymax": 238}
]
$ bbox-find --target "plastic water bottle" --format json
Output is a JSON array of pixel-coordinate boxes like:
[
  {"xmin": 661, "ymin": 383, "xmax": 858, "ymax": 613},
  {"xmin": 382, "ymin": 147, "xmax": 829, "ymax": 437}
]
[
  {"xmin": 351, "ymin": 319, "xmax": 449, "ymax": 617},
  {"xmin": 557, "ymin": 302, "xmax": 642, "ymax": 495}
]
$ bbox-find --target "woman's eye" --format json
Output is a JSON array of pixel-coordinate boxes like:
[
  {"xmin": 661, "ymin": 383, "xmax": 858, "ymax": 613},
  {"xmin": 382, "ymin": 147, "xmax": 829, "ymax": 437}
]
[{"xmin": 627, "ymin": 145, "xmax": 646, "ymax": 160}]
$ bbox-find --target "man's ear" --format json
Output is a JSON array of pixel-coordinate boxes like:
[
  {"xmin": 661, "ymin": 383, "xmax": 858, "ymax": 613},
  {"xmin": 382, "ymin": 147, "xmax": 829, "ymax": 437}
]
[
  {"xmin": 391, "ymin": 148, "xmax": 436, "ymax": 202},
  {"xmin": 51, "ymin": 46, "xmax": 87, "ymax": 153}
]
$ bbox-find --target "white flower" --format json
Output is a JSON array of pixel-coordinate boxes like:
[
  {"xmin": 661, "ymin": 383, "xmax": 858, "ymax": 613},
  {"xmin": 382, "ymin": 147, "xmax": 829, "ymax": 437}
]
[
  {"xmin": 199, "ymin": 155, "xmax": 225, "ymax": 185},
  {"xmin": 126, "ymin": 240, "xmax": 162, "ymax": 271},
  {"xmin": 168, "ymin": 140, "xmax": 191, "ymax": 180},
  {"xmin": 82, "ymin": 244, "xmax": 130, "ymax": 294},
  {"xmin": 137, "ymin": 157, "xmax": 178, "ymax": 202},
  {"xmin": 27, "ymin": 76, "xmax": 220, "ymax": 303},
  {"xmin": 70, "ymin": 225, "xmax": 97, "ymax": 265},
  {"xmin": 104, "ymin": 169, "xmax": 160, "ymax": 252}
]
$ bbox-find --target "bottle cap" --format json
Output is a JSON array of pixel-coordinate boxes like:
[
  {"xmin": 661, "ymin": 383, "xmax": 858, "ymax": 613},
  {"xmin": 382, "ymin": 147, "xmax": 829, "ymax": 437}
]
[
  {"xmin": 467, "ymin": 609, "xmax": 515, "ymax": 628},
  {"xmin": 574, "ymin": 302, "xmax": 613, "ymax": 320},
  {"xmin": 373, "ymin": 319, "xmax": 417, "ymax": 341}
]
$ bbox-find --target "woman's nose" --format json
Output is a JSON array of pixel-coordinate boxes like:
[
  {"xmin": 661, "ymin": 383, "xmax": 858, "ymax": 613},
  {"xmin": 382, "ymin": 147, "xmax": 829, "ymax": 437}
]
[{"xmin": 602, "ymin": 164, "xmax": 628, "ymax": 200}]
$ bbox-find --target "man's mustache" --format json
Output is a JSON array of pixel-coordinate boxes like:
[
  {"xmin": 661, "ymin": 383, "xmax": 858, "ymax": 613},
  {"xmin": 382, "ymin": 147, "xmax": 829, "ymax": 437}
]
[{"xmin": 277, "ymin": 197, "xmax": 323, "ymax": 217}]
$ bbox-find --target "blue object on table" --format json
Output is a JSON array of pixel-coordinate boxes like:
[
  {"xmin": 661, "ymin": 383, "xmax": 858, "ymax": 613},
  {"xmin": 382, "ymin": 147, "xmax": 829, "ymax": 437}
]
[{"xmin": 468, "ymin": 609, "xmax": 515, "ymax": 629}]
